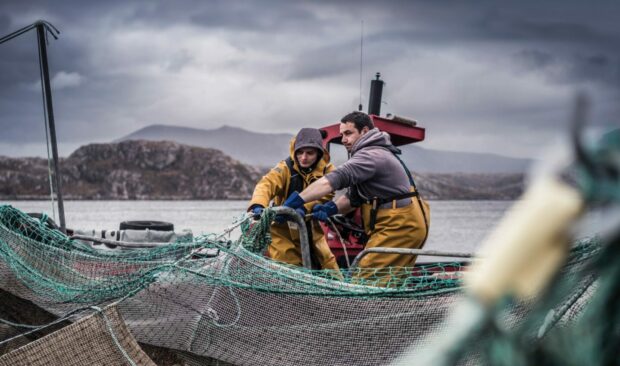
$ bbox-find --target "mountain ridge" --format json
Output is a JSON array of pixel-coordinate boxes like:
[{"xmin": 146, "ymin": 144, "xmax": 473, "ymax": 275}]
[
  {"xmin": 0, "ymin": 140, "xmax": 524, "ymax": 200},
  {"xmin": 117, "ymin": 124, "xmax": 533, "ymax": 174},
  {"xmin": 117, "ymin": 124, "xmax": 294, "ymax": 167}
]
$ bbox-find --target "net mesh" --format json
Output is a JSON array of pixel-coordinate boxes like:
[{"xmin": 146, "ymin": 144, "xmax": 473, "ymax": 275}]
[
  {"xmin": 395, "ymin": 127, "xmax": 620, "ymax": 366},
  {"xmin": 442, "ymin": 234, "xmax": 616, "ymax": 366},
  {"xmin": 0, "ymin": 305, "xmax": 156, "ymax": 366},
  {"xmin": 0, "ymin": 204, "xmax": 600, "ymax": 365}
]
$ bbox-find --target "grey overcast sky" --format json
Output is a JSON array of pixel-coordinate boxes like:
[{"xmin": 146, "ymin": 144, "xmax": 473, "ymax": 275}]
[{"xmin": 0, "ymin": 0, "xmax": 618, "ymax": 158}]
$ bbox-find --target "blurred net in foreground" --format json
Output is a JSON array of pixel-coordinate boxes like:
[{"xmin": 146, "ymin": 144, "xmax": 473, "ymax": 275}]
[{"xmin": 0, "ymin": 205, "xmax": 600, "ymax": 365}]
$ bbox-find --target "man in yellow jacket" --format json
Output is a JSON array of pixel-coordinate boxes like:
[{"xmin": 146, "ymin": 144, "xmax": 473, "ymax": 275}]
[{"xmin": 248, "ymin": 128, "xmax": 340, "ymax": 271}]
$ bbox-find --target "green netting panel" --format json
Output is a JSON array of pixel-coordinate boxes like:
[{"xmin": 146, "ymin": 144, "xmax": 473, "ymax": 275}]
[
  {"xmin": 0, "ymin": 204, "xmax": 600, "ymax": 365},
  {"xmin": 0, "ymin": 204, "xmax": 463, "ymax": 301}
]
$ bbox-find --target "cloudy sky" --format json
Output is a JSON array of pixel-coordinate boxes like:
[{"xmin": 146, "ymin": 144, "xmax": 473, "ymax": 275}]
[{"xmin": 0, "ymin": 0, "xmax": 618, "ymax": 158}]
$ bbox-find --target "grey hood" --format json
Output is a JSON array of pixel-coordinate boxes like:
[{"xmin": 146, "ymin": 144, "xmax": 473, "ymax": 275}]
[
  {"xmin": 291, "ymin": 128, "xmax": 325, "ymax": 171},
  {"xmin": 294, "ymin": 128, "xmax": 324, "ymax": 154},
  {"xmin": 351, "ymin": 128, "xmax": 400, "ymax": 156}
]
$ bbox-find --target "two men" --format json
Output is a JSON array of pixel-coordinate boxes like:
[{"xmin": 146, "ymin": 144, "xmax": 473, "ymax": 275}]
[{"xmin": 281, "ymin": 112, "xmax": 429, "ymax": 282}]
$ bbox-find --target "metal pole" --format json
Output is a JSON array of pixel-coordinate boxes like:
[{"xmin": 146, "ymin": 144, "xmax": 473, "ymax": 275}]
[
  {"xmin": 351, "ymin": 247, "xmax": 474, "ymax": 268},
  {"xmin": 271, "ymin": 206, "xmax": 312, "ymax": 269},
  {"xmin": 71, "ymin": 235, "xmax": 175, "ymax": 249},
  {"xmin": 36, "ymin": 23, "xmax": 66, "ymax": 233}
]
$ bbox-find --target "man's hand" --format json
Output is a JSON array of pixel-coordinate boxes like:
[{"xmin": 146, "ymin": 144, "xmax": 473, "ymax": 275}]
[
  {"xmin": 248, "ymin": 204, "xmax": 264, "ymax": 220},
  {"xmin": 275, "ymin": 192, "xmax": 306, "ymax": 223},
  {"xmin": 283, "ymin": 191, "xmax": 305, "ymax": 209},
  {"xmin": 312, "ymin": 201, "xmax": 338, "ymax": 222}
]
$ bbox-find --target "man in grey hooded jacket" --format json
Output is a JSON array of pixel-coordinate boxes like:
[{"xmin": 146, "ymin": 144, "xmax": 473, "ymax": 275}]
[{"xmin": 280, "ymin": 111, "xmax": 429, "ymax": 285}]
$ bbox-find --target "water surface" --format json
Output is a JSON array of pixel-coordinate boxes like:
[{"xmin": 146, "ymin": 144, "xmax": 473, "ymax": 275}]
[{"xmin": 5, "ymin": 200, "xmax": 514, "ymax": 255}]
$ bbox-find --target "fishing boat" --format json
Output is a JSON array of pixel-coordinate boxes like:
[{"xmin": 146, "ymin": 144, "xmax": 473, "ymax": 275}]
[{"xmin": 0, "ymin": 20, "xmax": 608, "ymax": 366}]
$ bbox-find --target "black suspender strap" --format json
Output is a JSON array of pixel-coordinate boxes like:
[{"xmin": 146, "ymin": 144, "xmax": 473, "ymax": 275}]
[
  {"xmin": 364, "ymin": 152, "xmax": 429, "ymax": 246},
  {"xmin": 391, "ymin": 153, "xmax": 429, "ymax": 246},
  {"xmin": 392, "ymin": 153, "xmax": 417, "ymax": 189}
]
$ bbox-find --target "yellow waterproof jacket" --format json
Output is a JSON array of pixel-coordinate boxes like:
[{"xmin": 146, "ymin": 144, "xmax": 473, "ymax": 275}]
[{"xmin": 249, "ymin": 139, "xmax": 339, "ymax": 270}]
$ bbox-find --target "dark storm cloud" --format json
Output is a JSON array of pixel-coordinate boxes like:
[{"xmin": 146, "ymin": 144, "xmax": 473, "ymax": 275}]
[
  {"xmin": 284, "ymin": 0, "xmax": 620, "ymax": 92},
  {"xmin": 515, "ymin": 49, "xmax": 620, "ymax": 87},
  {"xmin": 0, "ymin": 13, "xmax": 10, "ymax": 33},
  {"xmin": 489, "ymin": 19, "xmax": 615, "ymax": 43},
  {"xmin": 0, "ymin": 29, "xmax": 84, "ymax": 93},
  {"xmin": 0, "ymin": 32, "xmax": 39, "ymax": 94},
  {"xmin": 1, "ymin": 0, "xmax": 317, "ymax": 33},
  {"xmin": 288, "ymin": 41, "xmax": 363, "ymax": 80},
  {"xmin": 0, "ymin": 0, "xmax": 618, "ymax": 158},
  {"xmin": 0, "ymin": 14, "xmax": 95, "ymax": 143},
  {"xmin": 189, "ymin": 0, "xmax": 318, "ymax": 31}
]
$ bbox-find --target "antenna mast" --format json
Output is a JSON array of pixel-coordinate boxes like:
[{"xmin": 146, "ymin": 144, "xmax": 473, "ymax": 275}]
[
  {"xmin": 358, "ymin": 20, "xmax": 364, "ymax": 111},
  {"xmin": 0, "ymin": 21, "xmax": 66, "ymax": 232}
]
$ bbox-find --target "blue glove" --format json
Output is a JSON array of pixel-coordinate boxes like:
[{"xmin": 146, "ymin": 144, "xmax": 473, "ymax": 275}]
[
  {"xmin": 283, "ymin": 191, "xmax": 305, "ymax": 210},
  {"xmin": 249, "ymin": 205, "xmax": 264, "ymax": 220},
  {"xmin": 275, "ymin": 192, "xmax": 306, "ymax": 223},
  {"xmin": 312, "ymin": 201, "xmax": 338, "ymax": 222}
]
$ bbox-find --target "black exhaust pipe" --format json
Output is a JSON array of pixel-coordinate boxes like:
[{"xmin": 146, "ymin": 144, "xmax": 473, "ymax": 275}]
[{"xmin": 368, "ymin": 72, "xmax": 384, "ymax": 116}]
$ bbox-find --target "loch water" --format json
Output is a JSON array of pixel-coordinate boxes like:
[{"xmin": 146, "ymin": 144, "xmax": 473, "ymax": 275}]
[{"xmin": 5, "ymin": 200, "xmax": 515, "ymax": 256}]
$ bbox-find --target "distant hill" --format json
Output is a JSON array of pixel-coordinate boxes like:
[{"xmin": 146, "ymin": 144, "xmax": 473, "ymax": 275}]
[
  {"xmin": 0, "ymin": 140, "xmax": 261, "ymax": 200},
  {"xmin": 414, "ymin": 172, "xmax": 524, "ymax": 200},
  {"xmin": 400, "ymin": 145, "xmax": 532, "ymax": 174},
  {"xmin": 117, "ymin": 124, "xmax": 533, "ymax": 173},
  {"xmin": 117, "ymin": 125, "xmax": 293, "ymax": 168},
  {"xmin": 0, "ymin": 141, "xmax": 524, "ymax": 200}
]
